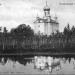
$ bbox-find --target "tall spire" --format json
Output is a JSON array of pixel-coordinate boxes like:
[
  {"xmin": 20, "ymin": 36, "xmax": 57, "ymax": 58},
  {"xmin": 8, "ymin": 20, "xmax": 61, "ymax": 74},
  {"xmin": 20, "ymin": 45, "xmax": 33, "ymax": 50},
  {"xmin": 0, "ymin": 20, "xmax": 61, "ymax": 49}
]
[
  {"xmin": 46, "ymin": 0, "xmax": 48, "ymax": 6},
  {"xmin": 44, "ymin": 0, "xmax": 50, "ymax": 11},
  {"xmin": 44, "ymin": 0, "xmax": 50, "ymax": 17}
]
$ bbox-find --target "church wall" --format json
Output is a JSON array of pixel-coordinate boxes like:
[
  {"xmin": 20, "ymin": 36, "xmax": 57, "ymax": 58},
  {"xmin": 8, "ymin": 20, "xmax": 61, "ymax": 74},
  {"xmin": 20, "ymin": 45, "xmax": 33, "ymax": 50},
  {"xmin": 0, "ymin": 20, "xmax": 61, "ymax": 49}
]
[
  {"xmin": 34, "ymin": 23, "xmax": 44, "ymax": 34},
  {"xmin": 48, "ymin": 23, "xmax": 52, "ymax": 35},
  {"xmin": 34, "ymin": 22, "xmax": 59, "ymax": 35},
  {"xmin": 51, "ymin": 23, "xmax": 59, "ymax": 33},
  {"xmin": 44, "ymin": 23, "xmax": 48, "ymax": 35}
]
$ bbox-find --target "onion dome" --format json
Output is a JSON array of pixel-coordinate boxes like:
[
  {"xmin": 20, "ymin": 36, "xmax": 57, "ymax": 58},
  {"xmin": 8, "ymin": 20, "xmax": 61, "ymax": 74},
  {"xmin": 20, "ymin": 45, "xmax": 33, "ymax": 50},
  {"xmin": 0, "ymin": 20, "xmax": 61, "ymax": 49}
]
[{"xmin": 43, "ymin": 1, "xmax": 50, "ymax": 11}]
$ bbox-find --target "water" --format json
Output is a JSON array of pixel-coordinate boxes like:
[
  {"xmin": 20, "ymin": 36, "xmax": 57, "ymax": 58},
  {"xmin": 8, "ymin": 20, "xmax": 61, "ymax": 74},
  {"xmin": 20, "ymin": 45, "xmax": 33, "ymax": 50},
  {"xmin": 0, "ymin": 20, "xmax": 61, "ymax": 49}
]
[{"xmin": 0, "ymin": 56, "xmax": 75, "ymax": 74}]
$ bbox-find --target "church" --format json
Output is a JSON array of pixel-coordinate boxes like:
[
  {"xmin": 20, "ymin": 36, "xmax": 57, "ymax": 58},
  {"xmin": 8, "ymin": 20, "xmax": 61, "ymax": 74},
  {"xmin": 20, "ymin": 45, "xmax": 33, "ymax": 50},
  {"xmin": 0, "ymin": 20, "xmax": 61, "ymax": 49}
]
[{"xmin": 34, "ymin": 1, "xmax": 59, "ymax": 35}]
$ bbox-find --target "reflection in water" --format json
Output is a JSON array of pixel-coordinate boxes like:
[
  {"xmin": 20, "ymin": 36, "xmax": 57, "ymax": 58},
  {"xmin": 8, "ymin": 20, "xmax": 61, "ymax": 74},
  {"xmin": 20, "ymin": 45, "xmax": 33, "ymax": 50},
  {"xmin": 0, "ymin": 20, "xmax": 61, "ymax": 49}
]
[
  {"xmin": 0, "ymin": 57, "xmax": 7, "ymax": 65},
  {"xmin": 0, "ymin": 56, "xmax": 75, "ymax": 74},
  {"xmin": 33, "ymin": 56, "xmax": 75, "ymax": 74},
  {"xmin": 34, "ymin": 56, "xmax": 62, "ymax": 73},
  {"xmin": 0, "ymin": 56, "xmax": 33, "ymax": 66}
]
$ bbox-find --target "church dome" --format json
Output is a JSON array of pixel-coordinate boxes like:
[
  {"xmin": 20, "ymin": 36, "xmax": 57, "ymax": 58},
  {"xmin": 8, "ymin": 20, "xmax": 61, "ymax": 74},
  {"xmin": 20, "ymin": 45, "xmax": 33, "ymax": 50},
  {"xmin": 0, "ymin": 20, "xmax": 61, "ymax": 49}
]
[
  {"xmin": 44, "ymin": 5, "xmax": 50, "ymax": 10},
  {"xmin": 43, "ymin": 1, "xmax": 50, "ymax": 11}
]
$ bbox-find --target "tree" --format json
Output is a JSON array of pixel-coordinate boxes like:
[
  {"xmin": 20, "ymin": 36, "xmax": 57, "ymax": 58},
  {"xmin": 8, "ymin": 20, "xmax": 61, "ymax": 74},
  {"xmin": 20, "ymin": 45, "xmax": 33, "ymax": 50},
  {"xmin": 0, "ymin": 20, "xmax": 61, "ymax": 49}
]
[
  {"xmin": 3, "ymin": 27, "xmax": 8, "ymax": 37},
  {"xmin": 63, "ymin": 24, "xmax": 71, "ymax": 43},
  {"xmin": 71, "ymin": 26, "xmax": 75, "ymax": 34},
  {"xmin": 67, "ymin": 24, "xmax": 70, "ymax": 31},
  {"xmin": 3, "ymin": 27, "xmax": 8, "ymax": 33},
  {"xmin": 0, "ymin": 27, "xmax": 2, "ymax": 32},
  {"xmin": 10, "ymin": 24, "xmax": 34, "ymax": 37}
]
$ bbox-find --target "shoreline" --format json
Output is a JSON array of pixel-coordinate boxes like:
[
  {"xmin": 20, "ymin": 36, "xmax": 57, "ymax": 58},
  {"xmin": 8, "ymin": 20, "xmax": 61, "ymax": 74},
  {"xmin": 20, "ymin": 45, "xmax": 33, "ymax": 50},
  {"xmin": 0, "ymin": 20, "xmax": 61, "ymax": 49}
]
[{"xmin": 0, "ymin": 52, "xmax": 75, "ymax": 56}]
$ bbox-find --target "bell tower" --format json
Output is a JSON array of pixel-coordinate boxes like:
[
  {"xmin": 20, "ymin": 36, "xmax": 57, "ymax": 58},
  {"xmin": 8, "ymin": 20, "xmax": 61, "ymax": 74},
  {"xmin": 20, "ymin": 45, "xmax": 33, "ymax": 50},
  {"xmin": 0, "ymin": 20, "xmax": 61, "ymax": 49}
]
[
  {"xmin": 44, "ymin": 1, "xmax": 50, "ymax": 17},
  {"xmin": 43, "ymin": 1, "xmax": 51, "ymax": 35}
]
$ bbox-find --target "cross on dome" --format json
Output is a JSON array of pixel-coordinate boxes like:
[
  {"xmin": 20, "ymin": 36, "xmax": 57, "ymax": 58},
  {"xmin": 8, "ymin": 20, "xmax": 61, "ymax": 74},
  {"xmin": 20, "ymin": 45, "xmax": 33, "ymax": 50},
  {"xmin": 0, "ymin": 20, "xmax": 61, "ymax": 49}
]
[{"xmin": 44, "ymin": 0, "xmax": 50, "ymax": 11}]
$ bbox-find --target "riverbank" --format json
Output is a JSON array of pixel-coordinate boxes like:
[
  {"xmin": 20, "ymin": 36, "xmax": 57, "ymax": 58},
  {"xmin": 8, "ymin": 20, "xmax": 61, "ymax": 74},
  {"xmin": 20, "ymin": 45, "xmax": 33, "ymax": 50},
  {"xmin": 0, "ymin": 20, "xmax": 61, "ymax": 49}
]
[{"xmin": 0, "ymin": 52, "xmax": 75, "ymax": 56}]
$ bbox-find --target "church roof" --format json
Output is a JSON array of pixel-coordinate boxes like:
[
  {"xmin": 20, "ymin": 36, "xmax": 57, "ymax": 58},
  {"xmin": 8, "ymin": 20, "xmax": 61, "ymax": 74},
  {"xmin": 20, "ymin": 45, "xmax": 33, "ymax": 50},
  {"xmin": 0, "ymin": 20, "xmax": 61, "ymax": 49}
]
[
  {"xmin": 34, "ymin": 17, "xmax": 59, "ymax": 24},
  {"xmin": 44, "ymin": 6, "xmax": 50, "ymax": 11},
  {"xmin": 50, "ymin": 19, "xmax": 59, "ymax": 24}
]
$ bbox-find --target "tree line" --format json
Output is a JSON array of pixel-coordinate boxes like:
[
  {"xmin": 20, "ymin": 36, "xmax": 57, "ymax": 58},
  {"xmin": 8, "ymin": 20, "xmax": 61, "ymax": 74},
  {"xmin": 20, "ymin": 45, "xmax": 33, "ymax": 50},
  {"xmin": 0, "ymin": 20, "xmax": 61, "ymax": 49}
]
[
  {"xmin": 0, "ymin": 23, "xmax": 75, "ymax": 39},
  {"xmin": 0, "ymin": 23, "xmax": 74, "ymax": 53}
]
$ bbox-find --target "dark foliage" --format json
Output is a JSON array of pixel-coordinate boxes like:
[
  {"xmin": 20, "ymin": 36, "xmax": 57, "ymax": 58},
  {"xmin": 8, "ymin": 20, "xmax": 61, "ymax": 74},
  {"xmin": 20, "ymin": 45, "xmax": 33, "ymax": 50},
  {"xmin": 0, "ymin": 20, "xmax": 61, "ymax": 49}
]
[
  {"xmin": 0, "ymin": 23, "xmax": 75, "ymax": 54},
  {"xmin": 10, "ymin": 24, "xmax": 34, "ymax": 37}
]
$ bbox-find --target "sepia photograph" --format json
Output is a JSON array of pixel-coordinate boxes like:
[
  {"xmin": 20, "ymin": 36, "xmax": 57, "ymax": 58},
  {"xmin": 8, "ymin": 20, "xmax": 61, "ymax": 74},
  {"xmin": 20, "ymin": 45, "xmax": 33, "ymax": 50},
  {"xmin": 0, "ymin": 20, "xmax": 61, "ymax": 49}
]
[{"xmin": 0, "ymin": 0, "xmax": 75, "ymax": 75}]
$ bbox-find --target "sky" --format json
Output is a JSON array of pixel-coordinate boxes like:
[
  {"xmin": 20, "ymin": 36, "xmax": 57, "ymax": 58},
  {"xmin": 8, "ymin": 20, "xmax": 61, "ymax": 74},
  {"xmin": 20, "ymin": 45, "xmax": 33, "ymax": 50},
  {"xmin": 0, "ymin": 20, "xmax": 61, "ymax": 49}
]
[{"xmin": 0, "ymin": 0, "xmax": 75, "ymax": 32}]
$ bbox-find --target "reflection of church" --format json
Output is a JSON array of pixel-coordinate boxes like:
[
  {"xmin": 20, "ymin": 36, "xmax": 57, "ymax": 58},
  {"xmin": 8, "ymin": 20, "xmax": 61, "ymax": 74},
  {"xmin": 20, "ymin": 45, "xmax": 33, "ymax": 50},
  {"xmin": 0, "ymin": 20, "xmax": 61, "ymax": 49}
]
[{"xmin": 34, "ymin": 1, "xmax": 59, "ymax": 35}]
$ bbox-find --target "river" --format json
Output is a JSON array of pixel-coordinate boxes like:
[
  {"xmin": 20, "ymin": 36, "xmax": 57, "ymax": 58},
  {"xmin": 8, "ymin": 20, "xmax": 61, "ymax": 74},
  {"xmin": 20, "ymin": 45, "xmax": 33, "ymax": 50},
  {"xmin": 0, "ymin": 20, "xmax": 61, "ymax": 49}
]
[{"xmin": 0, "ymin": 55, "xmax": 75, "ymax": 74}]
